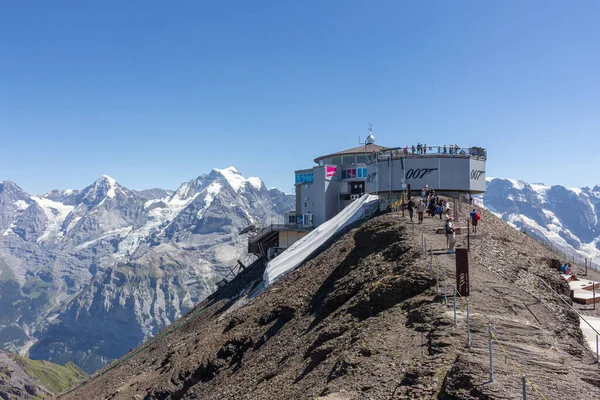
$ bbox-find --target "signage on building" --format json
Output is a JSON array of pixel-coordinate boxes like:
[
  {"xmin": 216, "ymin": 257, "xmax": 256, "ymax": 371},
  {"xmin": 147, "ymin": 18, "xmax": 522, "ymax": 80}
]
[
  {"xmin": 455, "ymin": 248, "xmax": 470, "ymax": 297},
  {"xmin": 326, "ymin": 166, "xmax": 337, "ymax": 177}
]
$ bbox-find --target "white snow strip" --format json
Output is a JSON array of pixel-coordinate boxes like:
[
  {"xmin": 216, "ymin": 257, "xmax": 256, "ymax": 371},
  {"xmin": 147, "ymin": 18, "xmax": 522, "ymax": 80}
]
[
  {"xmin": 76, "ymin": 227, "xmax": 133, "ymax": 249},
  {"xmin": 264, "ymin": 194, "xmax": 379, "ymax": 287}
]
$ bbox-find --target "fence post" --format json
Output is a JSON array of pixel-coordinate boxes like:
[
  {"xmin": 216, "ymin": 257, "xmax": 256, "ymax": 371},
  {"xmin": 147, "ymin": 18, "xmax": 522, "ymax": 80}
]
[
  {"xmin": 467, "ymin": 218, "xmax": 470, "ymax": 252},
  {"xmin": 488, "ymin": 324, "xmax": 494, "ymax": 383},
  {"xmin": 522, "ymin": 374, "xmax": 527, "ymax": 399},
  {"xmin": 466, "ymin": 297, "xmax": 471, "ymax": 349},
  {"xmin": 436, "ymin": 264, "xmax": 439, "ymax": 293},
  {"xmin": 430, "ymin": 246, "xmax": 433, "ymax": 265},
  {"xmin": 453, "ymin": 287, "xmax": 457, "ymax": 327},
  {"xmin": 444, "ymin": 269, "xmax": 448, "ymax": 305},
  {"xmin": 594, "ymin": 283, "xmax": 596, "ymax": 311},
  {"xmin": 596, "ymin": 335, "xmax": 598, "ymax": 363}
]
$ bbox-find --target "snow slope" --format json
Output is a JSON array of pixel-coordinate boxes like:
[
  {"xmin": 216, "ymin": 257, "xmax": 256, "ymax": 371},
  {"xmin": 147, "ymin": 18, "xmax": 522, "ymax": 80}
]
[{"xmin": 264, "ymin": 194, "xmax": 379, "ymax": 286}]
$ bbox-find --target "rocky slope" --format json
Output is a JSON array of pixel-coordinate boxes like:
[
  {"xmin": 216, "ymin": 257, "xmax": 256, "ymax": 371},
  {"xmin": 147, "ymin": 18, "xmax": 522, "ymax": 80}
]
[
  {"xmin": 0, "ymin": 168, "xmax": 294, "ymax": 373},
  {"xmin": 0, "ymin": 350, "xmax": 86, "ymax": 399},
  {"xmin": 58, "ymin": 207, "xmax": 600, "ymax": 399},
  {"xmin": 484, "ymin": 178, "xmax": 600, "ymax": 268}
]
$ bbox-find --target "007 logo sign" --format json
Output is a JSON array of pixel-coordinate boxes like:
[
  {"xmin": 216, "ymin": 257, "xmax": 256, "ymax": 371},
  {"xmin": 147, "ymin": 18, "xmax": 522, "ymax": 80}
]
[
  {"xmin": 406, "ymin": 168, "xmax": 438, "ymax": 180},
  {"xmin": 470, "ymin": 170, "xmax": 485, "ymax": 180}
]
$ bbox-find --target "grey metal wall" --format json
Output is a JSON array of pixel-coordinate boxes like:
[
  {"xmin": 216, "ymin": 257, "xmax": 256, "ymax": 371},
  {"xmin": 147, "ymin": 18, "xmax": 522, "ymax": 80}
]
[{"xmin": 365, "ymin": 156, "xmax": 486, "ymax": 193}]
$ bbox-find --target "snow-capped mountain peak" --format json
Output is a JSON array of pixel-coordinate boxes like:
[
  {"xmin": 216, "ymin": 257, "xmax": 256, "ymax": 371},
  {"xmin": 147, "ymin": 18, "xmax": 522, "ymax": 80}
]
[
  {"xmin": 213, "ymin": 166, "xmax": 264, "ymax": 192},
  {"xmin": 79, "ymin": 175, "xmax": 124, "ymax": 206}
]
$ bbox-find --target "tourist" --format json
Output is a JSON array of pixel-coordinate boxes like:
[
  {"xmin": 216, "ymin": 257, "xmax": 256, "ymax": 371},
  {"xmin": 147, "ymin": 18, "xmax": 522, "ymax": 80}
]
[
  {"xmin": 423, "ymin": 144, "xmax": 427, "ymax": 154},
  {"xmin": 470, "ymin": 208, "xmax": 479, "ymax": 233},
  {"xmin": 407, "ymin": 198, "xmax": 416, "ymax": 222},
  {"xmin": 412, "ymin": 145, "xmax": 416, "ymax": 154},
  {"xmin": 443, "ymin": 145, "xmax": 447, "ymax": 154},
  {"xmin": 437, "ymin": 203, "xmax": 444, "ymax": 219},
  {"xmin": 444, "ymin": 217, "xmax": 455, "ymax": 250},
  {"xmin": 448, "ymin": 224, "xmax": 456, "ymax": 253},
  {"xmin": 417, "ymin": 199, "xmax": 425, "ymax": 224},
  {"xmin": 566, "ymin": 264, "xmax": 578, "ymax": 280}
]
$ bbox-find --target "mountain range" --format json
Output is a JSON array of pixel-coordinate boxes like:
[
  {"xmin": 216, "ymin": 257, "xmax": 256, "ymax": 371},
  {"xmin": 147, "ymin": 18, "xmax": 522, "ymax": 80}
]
[
  {"xmin": 483, "ymin": 178, "xmax": 600, "ymax": 268},
  {"xmin": 0, "ymin": 167, "xmax": 294, "ymax": 373}
]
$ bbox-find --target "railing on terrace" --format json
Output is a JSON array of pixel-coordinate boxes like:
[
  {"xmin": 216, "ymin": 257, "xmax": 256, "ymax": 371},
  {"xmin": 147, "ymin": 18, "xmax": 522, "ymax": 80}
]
[
  {"xmin": 365, "ymin": 145, "xmax": 487, "ymax": 164},
  {"xmin": 249, "ymin": 223, "xmax": 314, "ymax": 243}
]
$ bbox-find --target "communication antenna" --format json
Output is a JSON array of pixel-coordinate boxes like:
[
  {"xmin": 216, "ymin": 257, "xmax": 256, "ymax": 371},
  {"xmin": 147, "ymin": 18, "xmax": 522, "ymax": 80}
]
[
  {"xmin": 365, "ymin": 123, "xmax": 375, "ymax": 145},
  {"xmin": 358, "ymin": 123, "xmax": 376, "ymax": 145}
]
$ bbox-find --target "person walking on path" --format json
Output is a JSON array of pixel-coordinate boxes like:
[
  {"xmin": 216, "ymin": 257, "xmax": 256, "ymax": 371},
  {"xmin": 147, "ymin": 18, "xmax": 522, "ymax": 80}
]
[
  {"xmin": 407, "ymin": 198, "xmax": 416, "ymax": 222},
  {"xmin": 470, "ymin": 208, "xmax": 480, "ymax": 233},
  {"xmin": 416, "ymin": 199, "xmax": 425, "ymax": 224},
  {"xmin": 447, "ymin": 218, "xmax": 456, "ymax": 253},
  {"xmin": 444, "ymin": 217, "xmax": 454, "ymax": 250}
]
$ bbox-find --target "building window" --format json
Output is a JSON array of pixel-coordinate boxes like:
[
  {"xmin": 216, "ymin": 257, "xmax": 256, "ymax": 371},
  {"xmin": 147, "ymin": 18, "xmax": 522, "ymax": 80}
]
[
  {"xmin": 357, "ymin": 168, "xmax": 363, "ymax": 178},
  {"xmin": 356, "ymin": 154, "xmax": 367, "ymax": 163},
  {"xmin": 341, "ymin": 170, "xmax": 347, "ymax": 179},
  {"xmin": 304, "ymin": 202, "xmax": 307, "ymax": 208},
  {"xmin": 342, "ymin": 155, "xmax": 355, "ymax": 165},
  {"xmin": 330, "ymin": 156, "xmax": 342, "ymax": 165}
]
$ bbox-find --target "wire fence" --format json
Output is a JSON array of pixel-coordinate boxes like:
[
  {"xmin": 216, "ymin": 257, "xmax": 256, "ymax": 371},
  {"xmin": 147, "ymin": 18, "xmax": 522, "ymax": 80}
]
[
  {"xmin": 521, "ymin": 227, "xmax": 600, "ymax": 272},
  {"xmin": 411, "ymin": 218, "xmax": 549, "ymax": 399},
  {"xmin": 412, "ymin": 216, "xmax": 600, "ymax": 399},
  {"xmin": 426, "ymin": 245, "xmax": 549, "ymax": 399}
]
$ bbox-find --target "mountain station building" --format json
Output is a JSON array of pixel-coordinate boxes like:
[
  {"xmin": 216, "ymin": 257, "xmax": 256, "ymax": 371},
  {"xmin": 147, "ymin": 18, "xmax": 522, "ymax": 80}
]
[{"xmin": 248, "ymin": 128, "xmax": 487, "ymax": 257}]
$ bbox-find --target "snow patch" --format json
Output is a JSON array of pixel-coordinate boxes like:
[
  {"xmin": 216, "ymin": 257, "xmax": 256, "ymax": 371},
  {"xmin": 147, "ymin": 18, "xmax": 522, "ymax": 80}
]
[
  {"xmin": 247, "ymin": 177, "xmax": 263, "ymax": 190},
  {"xmin": 196, "ymin": 182, "xmax": 222, "ymax": 219},
  {"xmin": 530, "ymin": 183, "xmax": 550, "ymax": 203},
  {"xmin": 214, "ymin": 166, "xmax": 247, "ymax": 192},
  {"xmin": 31, "ymin": 197, "xmax": 74, "ymax": 242},
  {"xmin": 14, "ymin": 200, "xmax": 29, "ymax": 210},
  {"xmin": 506, "ymin": 178, "xmax": 525, "ymax": 190},
  {"xmin": 102, "ymin": 175, "xmax": 118, "ymax": 198}
]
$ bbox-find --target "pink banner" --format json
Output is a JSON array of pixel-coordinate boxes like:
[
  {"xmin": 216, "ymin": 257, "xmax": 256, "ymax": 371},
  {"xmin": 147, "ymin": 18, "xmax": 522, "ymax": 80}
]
[{"xmin": 326, "ymin": 166, "xmax": 337, "ymax": 177}]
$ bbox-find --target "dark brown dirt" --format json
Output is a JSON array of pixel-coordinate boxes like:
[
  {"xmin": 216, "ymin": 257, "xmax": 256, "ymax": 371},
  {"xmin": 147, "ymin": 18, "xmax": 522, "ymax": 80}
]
[{"xmin": 57, "ymin": 206, "xmax": 600, "ymax": 400}]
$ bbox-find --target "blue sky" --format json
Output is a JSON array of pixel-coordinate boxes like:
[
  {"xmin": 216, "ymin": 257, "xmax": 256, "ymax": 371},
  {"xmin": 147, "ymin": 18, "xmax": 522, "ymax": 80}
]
[{"xmin": 1, "ymin": 1, "xmax": 598, "ymax": 194}]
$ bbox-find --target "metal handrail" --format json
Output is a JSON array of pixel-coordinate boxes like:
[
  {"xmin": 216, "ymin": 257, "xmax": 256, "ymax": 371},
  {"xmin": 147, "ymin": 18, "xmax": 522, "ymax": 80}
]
[
  {"xmin": 365, "ymin": 146, "xmax": 487, "ymax": 164},
  {"xmin": 538, "ymin": 276, "xmax": 600, "ymax": 337}
]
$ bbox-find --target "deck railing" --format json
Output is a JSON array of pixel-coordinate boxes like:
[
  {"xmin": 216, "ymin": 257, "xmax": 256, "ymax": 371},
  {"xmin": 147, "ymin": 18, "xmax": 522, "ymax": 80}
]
[{"xmin": 365, "ymin": 145, "xmax": 487, "ymax": 164}]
